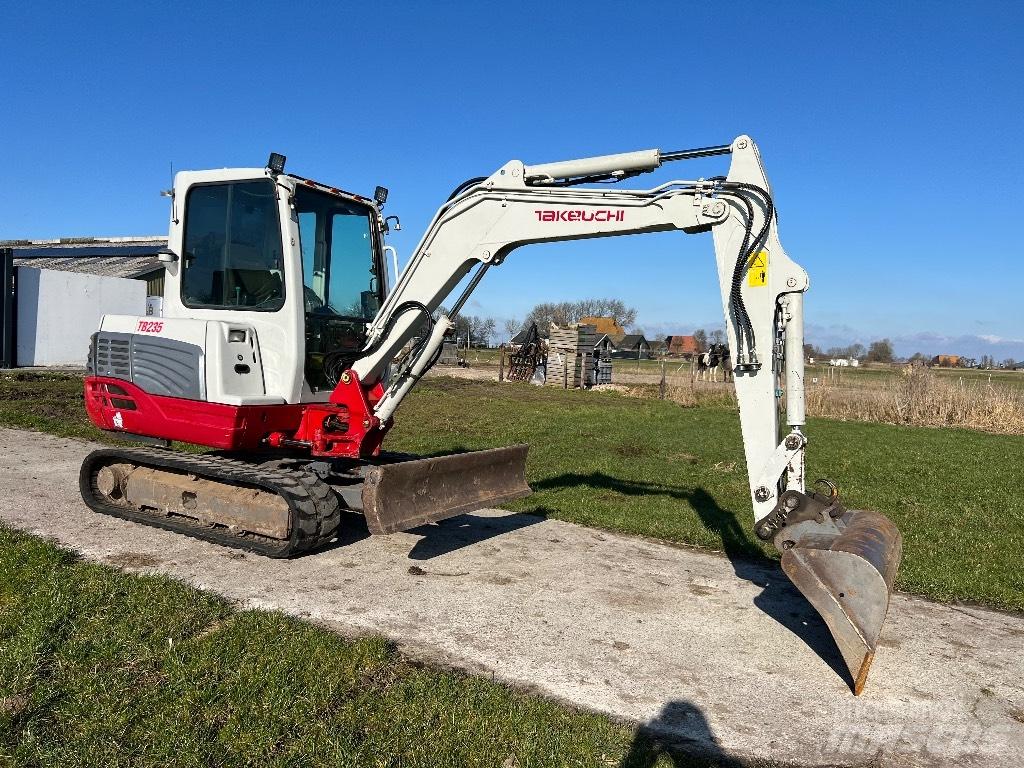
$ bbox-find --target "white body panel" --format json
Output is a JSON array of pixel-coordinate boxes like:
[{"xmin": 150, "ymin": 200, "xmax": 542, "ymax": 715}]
[{"xmin": 98, "ymin": 314, "xmax": 280, "ymax": 405}]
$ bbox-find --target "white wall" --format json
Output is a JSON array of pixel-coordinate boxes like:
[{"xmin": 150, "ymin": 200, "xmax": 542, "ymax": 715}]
[{"xmin": 16, "ymin": 268, "xmax": 146, "ymax": 366}]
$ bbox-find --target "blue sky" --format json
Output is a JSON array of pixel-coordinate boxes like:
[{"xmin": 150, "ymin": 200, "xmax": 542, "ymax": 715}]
[{"xmin": 2, "ymin": 1, "xmax": 1022, "ymax": 359}]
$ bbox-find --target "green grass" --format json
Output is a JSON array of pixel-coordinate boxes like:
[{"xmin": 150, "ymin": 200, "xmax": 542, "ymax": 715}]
[
  {"xmin": 0, "ymin": 527, "xmax": 736, "ymax": 768},
  {"xmin": 0, "ymin": 372, "xmax": 102, "ymax": 441},
  {"xmin": 0, "ymin": 371, "xmax": 1019, "ymax": 765},
  {"xmin": 2, "ymin": 370, "xmax": 1022, "ymax": 610},
  {"xmin": 385, "ymin": 378, "xmax": 1024, "ymax": 611}
]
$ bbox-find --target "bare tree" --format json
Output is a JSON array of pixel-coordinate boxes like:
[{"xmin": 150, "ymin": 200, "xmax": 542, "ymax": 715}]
[
  {"xmin": 453, "ymin": 314, "xmax": 472, "ymax": 345},
  {"xmin": 709, "ymin": 328, "xmax": 725, "ymax": 345},
  {"xmin": 693, "ymin": 329, "xmax": 708, "ymax": 353},
  {"xmin": 803, "ymin": 342, "xmax": 823, "ymax": 359},
  {"xmin": 866, "ymin": 339, "xmax": 894, "ymax": 363},
  {"xmin": 525, "ymin": 298, "xmax": 637, "ymax": 330},
  {"xmin": 466, "ymin": 316, "xmax": 496, "ymax": 347},
  {"xmin": 481, "ymin": 317, "xmax": 496, "ymax": 347},
  {"xmin": 503, "ymin": 318, "xmax": 520, "ymax": 342}
]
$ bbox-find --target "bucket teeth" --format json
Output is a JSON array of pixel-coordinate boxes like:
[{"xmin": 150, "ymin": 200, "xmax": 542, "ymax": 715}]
[
  {"xmin": 361, "ymin": 444, "xmax": 531, "ymax": 535},
  {"xmin": 779, "ymin": 509, "xmax": 903, "ymax": 694}
]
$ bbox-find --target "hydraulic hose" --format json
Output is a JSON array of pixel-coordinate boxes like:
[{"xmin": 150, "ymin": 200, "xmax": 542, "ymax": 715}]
[
  {"xmin": 715, "ymin": 181, "xmax": 775, "ymax": 365},
  {"xmin": 447, "ymin": 176, "xmax": 488, "ymax": 201},
  {"xmin": 323, "ymin": 300, "xmax": 435, "ymax": 387}
]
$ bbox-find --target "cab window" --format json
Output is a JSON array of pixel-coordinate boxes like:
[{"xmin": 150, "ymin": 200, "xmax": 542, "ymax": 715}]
[
  {"xmin": 181, "ymin": 180, "xmax": 285, "ymax": 310},
  {"xmin": 295, "ymin": 186, "xmax": 380, "ymax": 320}
]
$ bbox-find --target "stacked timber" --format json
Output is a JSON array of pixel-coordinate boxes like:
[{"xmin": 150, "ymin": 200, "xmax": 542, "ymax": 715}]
[{"xmin": 545, "ymin": 323, "xmax": 597, "ymax": 389}]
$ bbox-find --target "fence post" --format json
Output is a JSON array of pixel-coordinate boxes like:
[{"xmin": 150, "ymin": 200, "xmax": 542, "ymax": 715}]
[
  {"xmin": 499, "ymin": 348, "xmax": 505, "ymax": 382},
  {"xmin": 0, "ymin": 248, "xmax": 14, "ymax": 369},
  {"xmin": 659, "ymin": 360, "xmax": 666, "ymax": 399}
]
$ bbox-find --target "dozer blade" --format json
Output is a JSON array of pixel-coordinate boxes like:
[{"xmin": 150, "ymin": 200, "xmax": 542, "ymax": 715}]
[
  {"xmin": 361, "ymin": 444, "xmax": 531, "ymax": 535},
  {"xmin": 781, "ymin": 509, "xmax": 903, "ymax": 694}
]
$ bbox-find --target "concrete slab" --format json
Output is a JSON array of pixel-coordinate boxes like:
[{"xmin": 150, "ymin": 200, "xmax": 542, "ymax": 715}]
[{"xmin": 1, "ymin": 427, "xmax": 1021, "ymax": 766}]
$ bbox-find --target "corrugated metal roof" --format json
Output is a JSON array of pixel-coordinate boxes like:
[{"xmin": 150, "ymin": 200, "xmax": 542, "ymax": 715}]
[
  {"xmin": 14, "ymin": 256, "xmax": 162, "ymax": 280},
  {"xmin": 1, "ymin": 236, "xmax": 167, "ymax": 248},
  {"xmin": 3, "ymin": 236, "xmax": 167, "ymax": 280}
]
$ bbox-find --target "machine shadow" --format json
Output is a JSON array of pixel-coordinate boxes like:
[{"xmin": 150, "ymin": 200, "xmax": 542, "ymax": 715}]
[
  {"xmin": 316, "ymin": 509, "xmax": 544, "ymax": 560},
  {"xmin": 532, "ymin": 472, "xmax": 853, "ymax": 689},
  {"xmin": 405, "ymin": 511, "xmax": 544, "ymax": 560},
  {"xmin": 618, "ymin": 699, "xmax": 741, "ymax": 768}
]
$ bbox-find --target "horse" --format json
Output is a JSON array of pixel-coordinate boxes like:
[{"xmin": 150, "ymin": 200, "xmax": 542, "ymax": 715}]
[
  {"xmin": 718, "ymin": 344, "xmax": 732, "ymax": 382},
  {"xmin": 695, "ymin": 343, "xmax": 731, "ymax": 382},
  {"xmin": 696, "ymin": 345, "xmax": 720, "ymax": 382}
]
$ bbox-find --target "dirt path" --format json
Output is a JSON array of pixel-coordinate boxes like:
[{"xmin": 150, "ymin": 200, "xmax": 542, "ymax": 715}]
[{"xmin": 1, "ymin": 427, "xmax": 1021, "ymax": 767}]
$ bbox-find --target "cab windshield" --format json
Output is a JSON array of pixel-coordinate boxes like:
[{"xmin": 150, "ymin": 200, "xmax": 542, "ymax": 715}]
[{"xmin": 294, "ymin": 186, "xmax": 381, "ymax": 320}]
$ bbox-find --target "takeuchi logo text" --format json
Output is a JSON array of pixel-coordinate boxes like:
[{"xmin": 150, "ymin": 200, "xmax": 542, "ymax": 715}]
[{"xmin": 534, "ymin": 209, "xmax": 625, "ymax": 222}]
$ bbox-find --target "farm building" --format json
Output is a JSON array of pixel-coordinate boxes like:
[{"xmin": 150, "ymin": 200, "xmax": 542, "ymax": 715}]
[
  {"xmin": 665, "ymin": 335, "xmax": 700, "ymax": 358},
  {"xmin": 932, "ymin": 354, "xmax": 962, "ymax": 368},
  {"xmin": 1, "ymin": 237, "xmax": 167, "ymax": 367},
  {"xmin": 579, "ymin": 316, "xmax": 625, "ymax": 337},
  {"xmin": 828, "ymin": 357, "xmax": 860, "ymax": 367},
  {"xmin": 648, "ymin": 338, "xmax": 668, "ymax": 357},
  {"xmin": 610, "ymin": 333, "xmax": 651, "ymax": 359},
  {"xmin": 594, "ymin": 334, "xmax": 617, "ymax": 357}
]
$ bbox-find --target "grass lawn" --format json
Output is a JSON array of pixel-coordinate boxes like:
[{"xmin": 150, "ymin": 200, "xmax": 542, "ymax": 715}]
[
  {"xmin": 2, "ymin": 370, "xmax": 1022, "ymax": 610},
  {"xmin": 0, "ymin": 527, "xmax": 730, "ymax": 768},
  {"xmin": 386, "ymin": 379, "xmax": 1024, "ymax": 611}
]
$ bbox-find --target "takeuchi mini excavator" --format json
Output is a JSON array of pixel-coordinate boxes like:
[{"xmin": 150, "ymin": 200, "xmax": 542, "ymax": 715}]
[{"xmin": 80, "ymin": 136, "xmax": 902, "ymax": 694}]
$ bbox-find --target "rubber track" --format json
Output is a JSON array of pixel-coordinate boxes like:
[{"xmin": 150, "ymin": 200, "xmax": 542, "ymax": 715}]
[{"xmin": 79, "ymin": 447, "xmax": 342, "ymax": 558}]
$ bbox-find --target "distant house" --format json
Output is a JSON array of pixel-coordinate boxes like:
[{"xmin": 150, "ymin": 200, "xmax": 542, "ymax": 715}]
[
  {"xmin": 579, "ymin": 316, "xmax": 625, "ymax": 337},
  {"xmin": 932, "ymin": 354, "xmax": 962, "ymax": 368},
  {"xmin": 648, "ymin": 339, "xmax": 668, "ymax": 357},
  {"xmin": 594, "ymin": 334, "xmax": 617, "ymax": 357},
  {"xmin": 610, "ymin": 334, "xmax": 651, "ymax": 359},
  {"xmin": 829, "ymin": 358, "xmax": 860, "ymax": 367},
  {"xmin": 509, "ymin": 327, "xmax": 531, "ymax": 348},
  {"xmin": 665, "ymin": 335, "xmax": 699, "ymax": 359}
]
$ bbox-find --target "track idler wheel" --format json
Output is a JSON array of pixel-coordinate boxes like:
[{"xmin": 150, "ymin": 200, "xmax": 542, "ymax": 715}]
[{"xmin": 758, "ymin": 489, "xmax": 903, "ymax": 694}]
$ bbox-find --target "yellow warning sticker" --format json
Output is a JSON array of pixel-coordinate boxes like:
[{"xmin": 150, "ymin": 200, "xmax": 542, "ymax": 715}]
[{"xmin": 748, "ymin": 249, "xmax": 768, "ymax": 287}]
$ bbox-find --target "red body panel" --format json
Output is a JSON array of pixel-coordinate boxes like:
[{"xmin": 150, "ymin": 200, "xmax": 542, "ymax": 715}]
[
  {"xmin": 85, "ymin": 377, "xmax": 305, "ymax": 450},
  {"xmin": 84, "ymin": 374, "xmax": 392, "ymax": 457}
]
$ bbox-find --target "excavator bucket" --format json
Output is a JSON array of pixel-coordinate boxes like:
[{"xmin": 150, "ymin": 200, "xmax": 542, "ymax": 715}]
[
  {"xmin": 361, "ymin": 444, "xmax": 532, "ymax": 535},
  {"xmin": 780, "ymin": 509, "xmax": 903, "ymax": 694}
]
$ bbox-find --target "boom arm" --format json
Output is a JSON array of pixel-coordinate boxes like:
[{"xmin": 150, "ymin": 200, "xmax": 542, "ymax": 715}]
[{"xmin": 343, "ymin": 135, "xmax": 809, "ymax": 522}]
